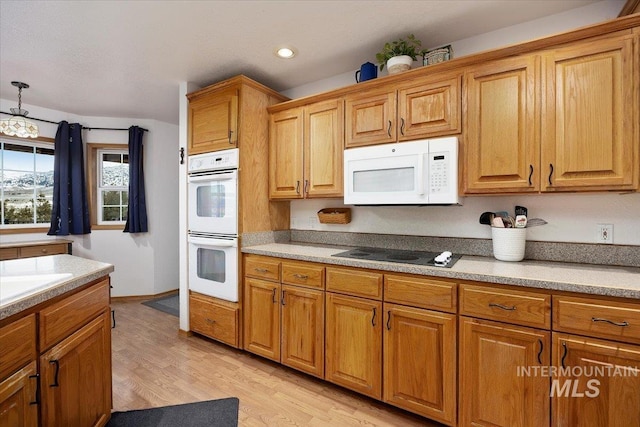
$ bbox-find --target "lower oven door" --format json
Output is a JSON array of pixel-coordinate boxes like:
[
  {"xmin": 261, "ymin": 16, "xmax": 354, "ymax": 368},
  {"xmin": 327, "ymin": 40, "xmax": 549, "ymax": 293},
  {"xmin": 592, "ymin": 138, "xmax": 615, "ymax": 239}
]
[{"xmin": 188, "ymin": 235, "xmax": 238, "ymax": 302}]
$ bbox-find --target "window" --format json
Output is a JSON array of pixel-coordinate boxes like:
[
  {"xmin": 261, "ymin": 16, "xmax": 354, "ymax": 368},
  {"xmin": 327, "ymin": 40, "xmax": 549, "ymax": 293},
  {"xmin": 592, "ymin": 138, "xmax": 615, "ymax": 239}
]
[
  {"xmin": 0, "ymin": 137, "xmax": 55, "ymax": 230},
  {"xmin": 87, "ymin": 144, "xmax": 129, "ymax": 229}
]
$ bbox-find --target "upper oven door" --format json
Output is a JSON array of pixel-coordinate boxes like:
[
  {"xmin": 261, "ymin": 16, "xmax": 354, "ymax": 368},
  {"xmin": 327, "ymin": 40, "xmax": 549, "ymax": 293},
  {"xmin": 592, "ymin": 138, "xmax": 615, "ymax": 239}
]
[{"xmin": 188, "ymin": 170, "xmax": 237, "ymax": 235}]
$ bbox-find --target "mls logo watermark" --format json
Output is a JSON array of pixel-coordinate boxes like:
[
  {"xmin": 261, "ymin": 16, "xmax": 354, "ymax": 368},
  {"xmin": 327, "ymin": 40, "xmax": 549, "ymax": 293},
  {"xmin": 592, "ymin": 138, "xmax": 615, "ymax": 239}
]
[{"xmin": 517, "ymin": 365, "xmax": 638, "ymax": 398}]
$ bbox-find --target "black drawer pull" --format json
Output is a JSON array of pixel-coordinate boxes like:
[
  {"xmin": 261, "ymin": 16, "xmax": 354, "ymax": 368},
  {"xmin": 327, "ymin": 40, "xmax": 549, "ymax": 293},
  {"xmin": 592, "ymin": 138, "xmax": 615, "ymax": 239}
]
[
  {"xmin": 537, "ymin": 339, "xmax": 543, "ymax": 365},
  {"xmin": 371, "ymin": 307, "xmax": 377, "ymax": 327},
  {"xmin": 592, "ymin": 317, "xmax": 629, "ymax": 327},
  {"xmin": 272, "ymin": 287, "xmax": 277, "ymax": 304},
  {"xmin": 386, "ymin": 311, "xmax": 391, "ymax": 331},
  {"xmin": 489, "ymin": 303, "xmax": 516, "ymax": 311},
  {"xmin": 29, "ymin": 374, "xmax": 39, "ymax": 405}
]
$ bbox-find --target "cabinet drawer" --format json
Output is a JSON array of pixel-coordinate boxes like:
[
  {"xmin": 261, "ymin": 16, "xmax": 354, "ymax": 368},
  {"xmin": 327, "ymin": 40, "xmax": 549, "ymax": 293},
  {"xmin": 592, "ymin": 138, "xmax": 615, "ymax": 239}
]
[
  {"xmin": 460, "ymin": 284, "xmax": 550, "ymax": 329},
  {"xmin": 20, "ymin": 243, "xmax": 68, "ymax": 258},
  {"xmin": 190, "ymin": 293, "xmax": 239, "ymax": 347},
  {"xmin": 39, "ymin": 279, "xmax": 110, "ymax": 351},
  {"xmin": 0, "ymin": 314, "xmax": 36, "ymax": 381},
  {"xmin": 244, "ymin": 256, "xmax": 280, "ymax": 281},
  {"xmin": 326, "ymin": 267, "xmax": 382, "ymax": 300},
  {"xmin": 553, "ymin": 295, "xmax": 640, "ymax": 344},
  {"xmin": 282, "ymin": 261, "xmax": 325, "ymax": 289},
  {"xmin": 0, "ymin": 247, "xmax": 19, "ymax": 261},
  {"xmin": 384, "ymin": 274, "xmax": 457, "ymax": 313}
]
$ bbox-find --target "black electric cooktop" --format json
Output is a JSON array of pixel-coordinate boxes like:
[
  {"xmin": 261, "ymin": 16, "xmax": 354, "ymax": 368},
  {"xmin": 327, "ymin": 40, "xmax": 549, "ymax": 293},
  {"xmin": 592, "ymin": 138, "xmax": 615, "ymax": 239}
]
[{"xmin": 331, "ymin": 247, "xmax": 460, "ymax": 268}]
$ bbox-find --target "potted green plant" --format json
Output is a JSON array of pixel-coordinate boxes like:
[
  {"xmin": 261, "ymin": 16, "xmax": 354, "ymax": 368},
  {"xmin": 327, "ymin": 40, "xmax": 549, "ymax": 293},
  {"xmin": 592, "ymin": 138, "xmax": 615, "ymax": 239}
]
[{"xmin": 375, "ymin": 34, "xmax": 422, "ymax": 75}]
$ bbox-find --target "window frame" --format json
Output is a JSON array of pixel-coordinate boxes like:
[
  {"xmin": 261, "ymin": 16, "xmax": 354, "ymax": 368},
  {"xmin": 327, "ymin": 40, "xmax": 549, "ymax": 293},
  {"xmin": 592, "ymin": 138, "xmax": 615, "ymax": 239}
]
[
  {"xmin": 0, "ymin": 135, "xmax": 55, "ymax": 234},
  {"xmin": 87, "ymin": 143, "xmax": 129, "ymax": 230}
]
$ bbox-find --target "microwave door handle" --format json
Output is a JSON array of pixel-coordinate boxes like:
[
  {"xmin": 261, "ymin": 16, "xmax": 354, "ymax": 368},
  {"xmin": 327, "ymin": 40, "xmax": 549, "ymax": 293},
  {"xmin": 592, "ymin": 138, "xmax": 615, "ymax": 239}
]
[
  {"xmin": 416, "ymin": 153, "xmax": 425, "ymax": 195},
  {"xmin": 188, "ymin": 170, "xmax": 237, "ymax": 183},
  {"xmin": 187, "ymin": 236, "xmax": 237, "ymax": 247}
]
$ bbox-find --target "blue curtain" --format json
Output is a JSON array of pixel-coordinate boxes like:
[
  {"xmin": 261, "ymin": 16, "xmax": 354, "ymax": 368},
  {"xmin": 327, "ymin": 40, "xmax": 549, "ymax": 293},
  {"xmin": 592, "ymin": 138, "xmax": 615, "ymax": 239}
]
[
  {"xmin": 47, "ymin": 121, "xmax": 91, "ymax": 235},
  {"xmin": 124, "ymin": 126, "xmax": 148, "ymax": 233}
]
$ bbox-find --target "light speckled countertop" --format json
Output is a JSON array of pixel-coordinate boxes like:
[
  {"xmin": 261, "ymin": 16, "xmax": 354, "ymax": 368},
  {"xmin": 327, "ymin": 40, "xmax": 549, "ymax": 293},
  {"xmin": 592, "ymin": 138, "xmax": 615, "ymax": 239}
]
[
  {"xmin": 0, "ymin": 254, "xmax": 114, "ymax": 320},
  {"xmin": 242, "ymin": 243, "xmax": 640, "ymax": 299}
]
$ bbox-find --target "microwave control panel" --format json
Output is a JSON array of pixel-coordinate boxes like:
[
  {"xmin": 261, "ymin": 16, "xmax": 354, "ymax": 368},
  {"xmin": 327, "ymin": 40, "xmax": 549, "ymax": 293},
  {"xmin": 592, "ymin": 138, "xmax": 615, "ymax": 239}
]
[{"xmin": 429, "ymin": 153, "xmax": 449, "ymax": 193}]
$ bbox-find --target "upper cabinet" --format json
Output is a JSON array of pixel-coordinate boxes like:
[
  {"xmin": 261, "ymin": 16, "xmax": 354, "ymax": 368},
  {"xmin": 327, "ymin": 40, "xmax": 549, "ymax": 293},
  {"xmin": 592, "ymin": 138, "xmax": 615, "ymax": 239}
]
[
  {"xmin": 188, "ymin": 87, "xmax": 238, "ymax": 154},
  {"xmin": 269, "ymin": 99, "xmax": 344, "ymax": 199},
  {"xmin": 344, "ymin": 74, "xmax": 461, "ymax": 148},
  {"xmin": 541, "ymin": 34, "xmax": 638, "ymax": 191},
  {"xmin": 464, "ymin": 55, "xmax": 540, "ymax": 193}
]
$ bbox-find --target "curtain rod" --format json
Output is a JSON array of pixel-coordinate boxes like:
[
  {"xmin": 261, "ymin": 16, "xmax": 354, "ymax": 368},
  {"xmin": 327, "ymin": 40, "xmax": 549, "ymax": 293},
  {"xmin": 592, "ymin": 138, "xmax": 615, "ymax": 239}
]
[{"xmin": 0, "ymin": 110, "xmax": 149, "ymax": 132}]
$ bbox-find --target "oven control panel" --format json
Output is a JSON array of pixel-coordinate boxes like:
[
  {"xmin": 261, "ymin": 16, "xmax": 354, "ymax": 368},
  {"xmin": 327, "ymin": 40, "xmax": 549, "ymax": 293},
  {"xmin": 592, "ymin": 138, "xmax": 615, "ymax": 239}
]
[{"xmin": 188, "ymin": 148, "xmax": 239, "ymax": 173}]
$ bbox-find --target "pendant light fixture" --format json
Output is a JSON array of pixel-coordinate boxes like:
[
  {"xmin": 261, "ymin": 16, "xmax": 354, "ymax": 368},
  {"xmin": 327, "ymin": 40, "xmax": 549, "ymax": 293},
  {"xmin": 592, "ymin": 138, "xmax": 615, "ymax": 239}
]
[{"xmin": 0, "ymin": 81, "xmax": 39, "ymax": 138}]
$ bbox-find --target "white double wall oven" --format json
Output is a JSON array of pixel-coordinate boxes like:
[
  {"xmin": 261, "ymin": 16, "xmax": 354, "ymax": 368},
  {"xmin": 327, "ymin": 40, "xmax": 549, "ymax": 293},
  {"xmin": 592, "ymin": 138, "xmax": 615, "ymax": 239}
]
[{"xmin": 187, "ymin": 148, "xmax": 239, "ymax": 302}]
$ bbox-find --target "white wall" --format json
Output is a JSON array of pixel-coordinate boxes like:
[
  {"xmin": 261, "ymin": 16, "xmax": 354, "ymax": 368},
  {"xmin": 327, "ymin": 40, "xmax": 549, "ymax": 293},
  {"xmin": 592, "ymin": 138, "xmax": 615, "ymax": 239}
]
[
  {"xmin": 284, "ymin": 0, "xmax": 640, "ymax": 246},
  {"xmin": 1, "ymin": 99, "xmax": 180, "ymax": 297}
]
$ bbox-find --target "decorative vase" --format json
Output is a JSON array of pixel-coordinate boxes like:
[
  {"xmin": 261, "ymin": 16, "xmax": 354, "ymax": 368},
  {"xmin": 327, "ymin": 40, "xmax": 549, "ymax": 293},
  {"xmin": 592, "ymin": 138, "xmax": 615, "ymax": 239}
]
[{"xmin": 386, "ymin": 55, "xmax": 413, "ymax": 75}]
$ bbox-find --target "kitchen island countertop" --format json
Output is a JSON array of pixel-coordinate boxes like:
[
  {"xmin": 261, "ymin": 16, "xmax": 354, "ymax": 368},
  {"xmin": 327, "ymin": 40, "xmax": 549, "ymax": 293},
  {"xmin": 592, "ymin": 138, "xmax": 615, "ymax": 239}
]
[
  {"xmin": 242, "ymin": 243, "xmax": 640, "ymax": 299},
  {"xmin": 0, "ymin": 254, "xmax": 114, "ymax": 321}
]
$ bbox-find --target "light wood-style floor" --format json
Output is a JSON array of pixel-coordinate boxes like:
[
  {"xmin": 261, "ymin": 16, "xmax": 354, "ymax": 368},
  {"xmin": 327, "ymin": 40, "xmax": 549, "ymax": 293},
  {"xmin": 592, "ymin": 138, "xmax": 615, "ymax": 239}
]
[{"xmin": 111, "ymin": 299, "xmax": 444, "ymax": 426}]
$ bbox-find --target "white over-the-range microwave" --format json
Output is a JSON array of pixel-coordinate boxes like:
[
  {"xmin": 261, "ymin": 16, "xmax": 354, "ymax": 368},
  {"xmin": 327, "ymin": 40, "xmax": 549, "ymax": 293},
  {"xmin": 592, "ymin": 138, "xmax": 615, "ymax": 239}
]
[{"xmin": 343, "ymin": 137, "xmax": 460, "ymax": 205}]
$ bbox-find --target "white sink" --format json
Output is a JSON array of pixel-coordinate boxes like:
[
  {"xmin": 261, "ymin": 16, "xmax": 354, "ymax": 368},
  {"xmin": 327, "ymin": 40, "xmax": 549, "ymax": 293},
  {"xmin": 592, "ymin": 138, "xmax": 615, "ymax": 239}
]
[{"xmin": 0, "ymin": 273, "xmax": 73, "ymax": 305}]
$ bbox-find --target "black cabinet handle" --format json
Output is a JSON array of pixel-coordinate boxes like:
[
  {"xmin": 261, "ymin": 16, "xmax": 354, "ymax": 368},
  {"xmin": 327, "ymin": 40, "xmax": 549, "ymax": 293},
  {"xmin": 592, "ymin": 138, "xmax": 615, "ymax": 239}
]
[
  {"xmin": 281, "ymin": 290, "xmax": 286, "ymax": 306},
  {"xmin": 400, "ymin": 118, "xmax": 405, "ymax": 136},
  {"xmin": 272, "ymin": 287, "xmax": 277, "ymax": 304},
  {"xmin": 592, "ymin": 317, "xmax": 629, "ymax": 327},
  {"xmin": 295, "ymin": 180, "xmax": 300, "ymax": 194},
  {"xmin": 537, "ymin": 339, "xmax": 543, "ymax": 365},
  {"xmin": 489, "ymin": 303, "xmax": 516, "ymax": 311},
  {"xmin": 304, "ymin": 179, "xmax": 309, "ymax": 195},
  {"xmin": 49, "ymin": 360, "xmax": 60, "ymax": 387},
  {"xmin": 528, "ymin": 164, "xmax": 533, "ymax": 186},
  {"xmin": 29, "ymin": 374, "xmax": 39, "ymax": 405},
  {"xmin": 111, "ymin": 309, "xmax": 116, "ymax": 329},
  {"xmin": 548, "ymin": 163, "xmax": 554, "ymax": 186},
  {"xmin": 371, "ymin": 307, "xmax": 377, "ymax": 327},
  {"xmin": 228, "ymin": 130, "xmax": 234, "ymax": 144},
  {"xmin": 387, "ymin": 120, "xmax": 392, "ymax": 137},
  {"xmin": 386, "ymin": 310, "xmax": 391, "ymax": 331},
  {"xmin": 561, "ymin": 342, "xmax": 568, "ymax": 369}
]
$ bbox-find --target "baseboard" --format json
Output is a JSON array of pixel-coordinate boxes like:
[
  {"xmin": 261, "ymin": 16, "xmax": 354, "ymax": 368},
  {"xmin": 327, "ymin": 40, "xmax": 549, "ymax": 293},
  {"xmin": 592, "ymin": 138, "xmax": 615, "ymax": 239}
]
[{"xmin": 111, "ymin": 288, "xmax": 178, "ymax": 302}]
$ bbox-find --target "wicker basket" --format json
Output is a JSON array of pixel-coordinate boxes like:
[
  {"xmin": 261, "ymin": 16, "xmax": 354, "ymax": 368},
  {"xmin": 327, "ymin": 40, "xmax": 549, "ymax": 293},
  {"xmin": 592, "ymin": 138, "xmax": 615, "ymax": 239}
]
[
  {"xmin": 317, "ymin": 208, "xmax": 351, "ymax": 224},
  {"xmin": 423, "ymin": 45, "xmax": 453, "ymax": 66}
]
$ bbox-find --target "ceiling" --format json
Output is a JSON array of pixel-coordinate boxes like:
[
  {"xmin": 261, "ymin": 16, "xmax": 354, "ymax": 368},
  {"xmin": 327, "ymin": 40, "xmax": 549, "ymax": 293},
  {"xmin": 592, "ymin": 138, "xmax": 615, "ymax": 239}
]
[{"xmin": 0, "ymin": 0, "xmax": 609, "ymax": 125}]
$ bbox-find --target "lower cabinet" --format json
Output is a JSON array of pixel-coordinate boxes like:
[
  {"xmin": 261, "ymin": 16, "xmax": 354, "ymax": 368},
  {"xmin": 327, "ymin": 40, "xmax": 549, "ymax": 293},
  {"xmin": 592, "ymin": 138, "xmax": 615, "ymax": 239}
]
[
  {"xmin": 0, "ymin": 361, "xmax": 38, "ymax": 427},
  {"xmin": 383, "ymin": 303, "xmax": 456, "ymax": 426},
  {"xmin": 40, "ymin": 312, "xmax": 112, "ymax": 427},
  {"xmin": 325, "ymin": 292, "xmax": 382, "ymax": 399},
  {"xmin": 552, "ymin": 333, "xmax": 640, "ymax": 427},
  {"xmin": 244, "ymin": 277, "xmax": 281, "ymax": 361},
  {"xmin": 189, "ymin": 292, "xmax": 239, "ymax": 348},
  {"xmin": 459, "ymin": 317, "xmax": 550, "ymax": 427}
]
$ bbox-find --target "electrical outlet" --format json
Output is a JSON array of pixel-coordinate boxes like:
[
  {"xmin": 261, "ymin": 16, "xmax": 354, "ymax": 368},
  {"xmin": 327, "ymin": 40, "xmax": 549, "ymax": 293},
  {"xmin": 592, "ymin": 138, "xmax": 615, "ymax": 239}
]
[{"xmin": 596, "ymin": 224, "xmax": 613, "ymax": 244}]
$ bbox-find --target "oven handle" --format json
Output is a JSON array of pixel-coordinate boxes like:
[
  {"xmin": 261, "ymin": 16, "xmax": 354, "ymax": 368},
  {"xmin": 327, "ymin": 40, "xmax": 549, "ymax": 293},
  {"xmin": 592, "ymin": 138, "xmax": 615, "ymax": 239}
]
[
  {"xmin": 188, "ymin": 170, "xmax": 237, "ymax": 183},
  {"xmin": 187, "ymin": 236, "xmax": 237, "ymax": 248}
]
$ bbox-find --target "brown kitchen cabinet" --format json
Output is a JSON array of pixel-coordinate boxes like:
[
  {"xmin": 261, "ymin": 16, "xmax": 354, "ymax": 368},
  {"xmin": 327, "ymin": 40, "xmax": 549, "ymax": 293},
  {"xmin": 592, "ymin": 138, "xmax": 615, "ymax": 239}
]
[
  {"xmin": 541, "ymin": 34, "xmax": 638, "ymax": 191},
  {"xmin": 269, "ymin": 98, "xmax": 344, "ymax": 199},
  {"xmin": 344, "ymin": 74, "xmax": 461, "ymax": 148},
  {"xmin": 0, "ymin": 240, "xmax": 72, "ymax": 261},
  {"xmin": 189, "ymin": 292, "xmax": 239, "ymax": 347},
  {"xmin": 0, "ymin": 361, "xmax": 38, "ymax": 427},
  {"xmin": 187, "ymin": 87, "xmax": 238, "ymax": 154},
  {"xmin": 325, "ymin": 292, "xmax": 382, "ymax": 399},
  {"xmin": 243, "ymin": 256, "xmax": 325, "ymax": 377},
  {"xmin": 383, "ymin": 303, "xmax": 457, "ymax": 426},
  {"xmin": 552, "ymin": 333, "xmax": 640, "ymax": 426},
  {"xmin": 464, "ymin": 54, "xmax": 540, "ymax": 193}
]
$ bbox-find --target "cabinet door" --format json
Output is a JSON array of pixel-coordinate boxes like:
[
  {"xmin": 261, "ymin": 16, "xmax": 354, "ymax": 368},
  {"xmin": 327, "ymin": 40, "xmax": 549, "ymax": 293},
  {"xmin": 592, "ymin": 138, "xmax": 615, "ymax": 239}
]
[
  {"xmin": 383, "ymin": 304, "xmax": 456, "ymax": 425},
  {"xmin": 269, "ymin": 108, "xmax": 304, "ymax": 199},
  {"xmin": 281, "ymin": 285, "xmax": 324, "ymax": 378},
  {"xmin": 40, "ymin": 313, "xmax": 111, "ymax": 427},
  {"xmin": 552, "ymin": 333, "xmax": 640, "ymax": 427},
  {"xmin": 542, "ymin": 35, "xmax": 637, "ymax": 191},
  {"xmin": 464, "ymin": 55, "xmax": 540, "ymax": 193},
  {"xmin": 304, "ymin": 99, "xmax": 344, "ymax": 198},
  {"xmin": 397, "ymin": 75, "xmax": 461, "ymax": 140},
  {"xmin": 345, "ymin": 90, "xmax": 396, "ymax": 147},
  {"xmin": 0, "ymin": 361, "xmax": 38, "ymax": 427},
  {"xmin": 243, "ymin": 278, "xmax": 281, "ymax": 361},
  {"xmin": 459, "ymin": 317, "xmax": 550, "ymax": 427},
  {"xmin": 188, "ymin": 87, "xmax": 239, "ymax": 154},
  {"xmin": 325, "ymin": 293, "xmax": 382, "ymax": 399}
]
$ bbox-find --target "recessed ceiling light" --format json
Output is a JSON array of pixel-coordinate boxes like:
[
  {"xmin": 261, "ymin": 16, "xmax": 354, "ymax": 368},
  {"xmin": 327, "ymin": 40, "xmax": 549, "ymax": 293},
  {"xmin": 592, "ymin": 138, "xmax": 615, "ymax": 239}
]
[{"xmin": 276, "ymin": 47, "xmax": 296, "ymax": 59}]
